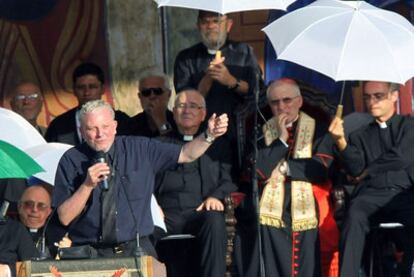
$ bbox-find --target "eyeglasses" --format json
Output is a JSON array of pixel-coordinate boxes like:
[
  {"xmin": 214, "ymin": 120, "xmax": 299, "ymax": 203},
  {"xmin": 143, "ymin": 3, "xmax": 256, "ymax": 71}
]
[
  {"xmin": 269, "ymin": 96, "xmax": 299, "ymax": 106},
  {"xmin": 175, "ymin": 103, "xmax": 205, "ymax": 111},
  {"xmin": 140, "ymin": 87, "xmax": 164, "ymax": 97},
  {"xmin": 14, "ymin": 93, "xmax": 39, "ymax": 101},
  {"xmin": 198, "ymin": 17, "xmax": 227, "ymax": 26},
  {"xmin": 75, "ymin": 84, "xmax": 101, "ymax": 91},
  {"xmin": 363, "ymin": 92, "xmax": 389, "ymax": 103},
  {"xmin": 20, "ymin": 200, "xmax": 50, "ymax": 211}
]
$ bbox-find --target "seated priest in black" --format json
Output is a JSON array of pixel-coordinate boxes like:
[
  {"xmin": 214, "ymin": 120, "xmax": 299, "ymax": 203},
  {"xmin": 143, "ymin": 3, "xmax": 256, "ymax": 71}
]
[
  {"xmin": 0, "ymin": 219, "xmax": 39, "ymax": 277},
  {"xmin": 154, "ymin": 89, "xmax": 237, "ymax": 277},
  {"xmin": 329, "ymin": 81, "xmax": 414, "ymax": 276}
]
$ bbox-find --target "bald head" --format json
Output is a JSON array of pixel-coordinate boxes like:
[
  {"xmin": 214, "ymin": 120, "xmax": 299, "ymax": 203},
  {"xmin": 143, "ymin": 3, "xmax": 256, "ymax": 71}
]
[
  {"xmin": 267, "ymin": 78, "xmax": 303, "ymax": 124},
  {"xmin": 18, "ymin": 185, "xmax": 52, "ymax": 229},
  {"xmin": 173, "ymin": 89, "xmax": 207, "ymax": 135},
  {"xmin": 10, "ymin": 82, "xmax": 43, "ymax": 126}
]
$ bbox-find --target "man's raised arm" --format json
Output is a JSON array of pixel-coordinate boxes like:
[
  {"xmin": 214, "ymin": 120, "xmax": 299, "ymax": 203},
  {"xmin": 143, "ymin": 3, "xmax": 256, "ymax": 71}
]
[{"xmin": 178, "ymin": 113, "xmax": 228, "ymax": 163}]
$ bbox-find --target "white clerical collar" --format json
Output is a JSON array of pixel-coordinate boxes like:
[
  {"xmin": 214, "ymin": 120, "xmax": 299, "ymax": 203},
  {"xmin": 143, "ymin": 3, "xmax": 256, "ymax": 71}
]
[
  {"xmin": 286, "ymin": 115, "xmax": 299, "ymax": 128},
  {"xmin": 207, "ymin": 49, "xmax": 218, "ymax": 55},
  {"xmin": 183, "ymin": 135, "xmax": 193, "ymax": 141},
  {"xmin": 377, "ymin": 121, "xmax": 388, "ymax": 129},
  {"xmin": 29, "ymin": 228, "xmax": 39, "ymax": 233}
]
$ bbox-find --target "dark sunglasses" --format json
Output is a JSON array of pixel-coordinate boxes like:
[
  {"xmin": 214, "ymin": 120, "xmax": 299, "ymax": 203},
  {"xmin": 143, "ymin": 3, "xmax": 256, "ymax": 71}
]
[
  {"xmin": 140, "ymin": 87, "xmax": 164, "ymax": 97},
  {"xmin": 362, "ymin": 92, "xmax": 389, "ymax": 103},
  {"xmin": 269, "ymin": 95, "xmax": 299, "ymax": 106},
  {"xmin": 20, "ymin": 200, "xmax": 49, "ymax": 211}
]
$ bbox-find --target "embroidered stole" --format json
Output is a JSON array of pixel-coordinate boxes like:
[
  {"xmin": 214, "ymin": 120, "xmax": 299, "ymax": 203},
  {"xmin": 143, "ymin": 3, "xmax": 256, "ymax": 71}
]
[{"xmin": 259, "ymin": 112, "xmax": 318, "ymax": 231}]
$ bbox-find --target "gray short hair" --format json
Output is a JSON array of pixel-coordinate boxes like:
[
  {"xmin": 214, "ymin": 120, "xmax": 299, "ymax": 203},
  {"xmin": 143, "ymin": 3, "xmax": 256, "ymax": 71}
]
[
  {"xmin": 362, "ymin": 81, "xmax": 400, "ymax": 93},
  {"xmin": 174, "ymin": 89, "xmax": 206, "ymax": 108},
  {"xmin": 138, "ymin": 73, "xmax": 170, "ymax": 91},
  {"xmin": 266, "ymin": 79, "xmax": 301, "ymax": 100},
  {"xmin": 79, "ymin": 100, "xmax": 115, "ymax": 122}
]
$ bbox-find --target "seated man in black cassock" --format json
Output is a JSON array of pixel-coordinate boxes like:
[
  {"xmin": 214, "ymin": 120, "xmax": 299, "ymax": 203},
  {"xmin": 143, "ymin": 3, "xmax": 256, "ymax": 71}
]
[
  {"xmin": 0, "ymin": 219, "xmax": 39, "ymax": 277},
  {"xmin": 18, "ymin": 184, "xmax": 53, "ymax": 254},
  {"xmin": 246, "ymin": 78, "xmax": 335, "ymax": 277},
  {"xmin": 329, "ymin": 81, "xmax": 414, "ymax": 277},
  {"xmin": 154, "ymin": 89, "xmax": 237, "ymax": 277},
  {"xmin": 126, "ymin": 74, "xmax": 176, "ymax": 137}
]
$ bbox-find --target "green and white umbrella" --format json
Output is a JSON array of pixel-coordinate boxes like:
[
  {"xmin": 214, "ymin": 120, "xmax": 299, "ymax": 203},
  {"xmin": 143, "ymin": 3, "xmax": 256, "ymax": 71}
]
[{"xmin": 0, "ymin": 140, "xmax": 44, "ymax": 179}]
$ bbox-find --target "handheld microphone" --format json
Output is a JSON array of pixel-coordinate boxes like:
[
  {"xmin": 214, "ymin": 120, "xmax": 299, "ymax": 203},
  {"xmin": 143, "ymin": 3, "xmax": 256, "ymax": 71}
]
[
  {"xmin": 95, "ymin": 151, "xmax": 109, "ymax": 190},
  {"xmin": 36, "ymin": 209, "xmax": 56, "ymax": 260}
]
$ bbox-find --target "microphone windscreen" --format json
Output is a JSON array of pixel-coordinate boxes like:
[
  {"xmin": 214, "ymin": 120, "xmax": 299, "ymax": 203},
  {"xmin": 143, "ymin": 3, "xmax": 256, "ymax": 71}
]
[{"xmin": 95, "ymin": 151, "xmax": 105, "ymax": 163}]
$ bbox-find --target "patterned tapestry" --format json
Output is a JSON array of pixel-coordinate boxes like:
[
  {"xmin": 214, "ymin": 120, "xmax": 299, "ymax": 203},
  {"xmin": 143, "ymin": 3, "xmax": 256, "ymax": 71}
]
[{"xmin": 0, "ymin": 0, "xmax": 112, "ymax": 127}]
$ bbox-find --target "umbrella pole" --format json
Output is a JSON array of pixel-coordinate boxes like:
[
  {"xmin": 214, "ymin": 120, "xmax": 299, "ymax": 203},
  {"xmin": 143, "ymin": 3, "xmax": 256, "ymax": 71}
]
[
  {"xmin": 160, "ymin": 7, "xmax": 170, "ymax": 73},
  {"xmin": 251, "ymin": 72, "xmax": 266, "ymax": 277},
  {"xmin": 214, "ymin": 13, "xmax": 223, "ymax": 62},
  {"xmin": 335, "ymin": 81, "xmax": 346, "ymax": 118}
]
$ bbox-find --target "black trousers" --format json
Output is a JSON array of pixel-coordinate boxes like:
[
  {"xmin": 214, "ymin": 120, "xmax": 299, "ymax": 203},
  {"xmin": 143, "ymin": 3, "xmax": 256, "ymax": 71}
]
[
  {"xmin": 339, "ymin": 185, "xmax": 414, "ymax": 277},
  {"xmin": 164, "ymin": 209, "xmax": 227, "ymax": 277}
]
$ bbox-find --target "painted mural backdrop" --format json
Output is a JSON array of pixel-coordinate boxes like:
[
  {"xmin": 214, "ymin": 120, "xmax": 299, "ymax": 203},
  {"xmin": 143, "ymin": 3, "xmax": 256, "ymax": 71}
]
[{"xmin": 0, "ymin": 0, "xmax": 111, "ymax": 127}]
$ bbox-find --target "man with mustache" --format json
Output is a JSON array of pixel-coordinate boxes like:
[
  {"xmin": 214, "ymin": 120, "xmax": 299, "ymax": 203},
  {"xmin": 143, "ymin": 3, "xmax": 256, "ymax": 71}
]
[{"xmin": 174, "ymin": 10, "xmax": 263, "ymax": 163}]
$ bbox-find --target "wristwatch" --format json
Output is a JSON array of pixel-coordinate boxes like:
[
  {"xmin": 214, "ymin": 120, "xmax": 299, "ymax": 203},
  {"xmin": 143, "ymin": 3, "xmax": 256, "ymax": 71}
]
[
  {"xmin": 204, "ymin": 130, "xmax": 215, "ymax": 144},
  {"xmin": 228, "ymin": 78, "xmax": 241, "ymax": 90}
]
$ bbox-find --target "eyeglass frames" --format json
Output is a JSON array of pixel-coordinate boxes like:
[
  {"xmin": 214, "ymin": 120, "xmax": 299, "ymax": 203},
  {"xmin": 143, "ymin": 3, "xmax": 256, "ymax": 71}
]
[
  {"xmin": 20, "ymin": 200, "xmax": 50, "ymax": 211},
  {"xmin": 14, "ymin": 93, "xmax": 40, "ymax": 101},
  {"xmin": 175, "ymin": 103, "xmax": 205, "ymax": 111},
  {"xmin": 269, "ymin": 95, "xmax": 299, "ymax": 106},
  {"xmin": 362, "ymin": 92, "xmax": 390, "ymax": 103},
  {"xmin": 140, "ymin": 87, "xmax": 164, "ymax": 97}
]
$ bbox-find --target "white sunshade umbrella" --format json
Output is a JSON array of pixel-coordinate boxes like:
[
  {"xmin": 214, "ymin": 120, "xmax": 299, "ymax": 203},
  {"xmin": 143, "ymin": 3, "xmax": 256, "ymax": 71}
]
[
  {"xmin": 263, "ymin": 0, "xmax": 414, "ymax": 85},
  {"xmin": 155, "ymin": 0, "xmax": 296, "ymax": 14},
  {"xmin": 0, "ymin": 107, "xmax": 46, "ymax": 149},
  {"xmin": 25, "ymin": 142, "xmax": 73, "ymax": 186}
]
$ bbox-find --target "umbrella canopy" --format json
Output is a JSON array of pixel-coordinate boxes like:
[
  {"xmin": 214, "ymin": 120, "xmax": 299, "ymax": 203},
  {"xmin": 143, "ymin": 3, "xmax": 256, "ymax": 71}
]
[
  {"xmin": 0, "ymin": 107, "xmax": 46, "ymax": 149},
  {"xmin": 263, "ymin": 0, "xmax": 414, "ymax": 84},
  {"xmin": 155, "ymin": 0, "xmax": 296, "ymax": 14},
  {"xmin": 25, "ymin": 142, "xmax": 73, "ymax": 185},
  {"xmin": 0, "ymin": 140, "xmax": 44, "ymax": 179}
]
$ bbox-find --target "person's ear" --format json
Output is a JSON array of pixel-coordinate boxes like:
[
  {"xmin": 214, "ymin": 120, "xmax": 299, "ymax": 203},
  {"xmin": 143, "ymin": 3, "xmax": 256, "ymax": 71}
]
[
  {"xmin": 113, "ymin": 120, "xmax": 118, "ymax": 135},
  {"xmin": 298, "ymin": 95, "xmax": 303, "ymax": 108},
  {"xmin": 226, "ymin": 18, "xmax": 233, "ymax": 33},
  {"xmin": 201, "ymin": 108, "xmax": 207, "ymax": 121},
  {"xmin": 390, "ymin": 90, "xmax": 399, "ymax": 102}
]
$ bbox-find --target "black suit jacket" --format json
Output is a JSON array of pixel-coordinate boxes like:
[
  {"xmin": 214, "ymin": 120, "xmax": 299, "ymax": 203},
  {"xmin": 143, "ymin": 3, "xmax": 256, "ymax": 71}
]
[
  {"xmin": 45, "ymin": 107, "xmax": 130, "ymax": 145},
  {"xmin": 340, "ymin": 114, "xmax": 414, "ymax": 189},
  {"xmin": 154, "ymin": 132, "xmax": 237, "ymax": 210},
  {"xmin": 126, "ymin": 110, "xmax": 176, "ymax": 138},
  {"xmin": 256, "ymin": 119, "xmax": 334, "ymax": 184}
]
